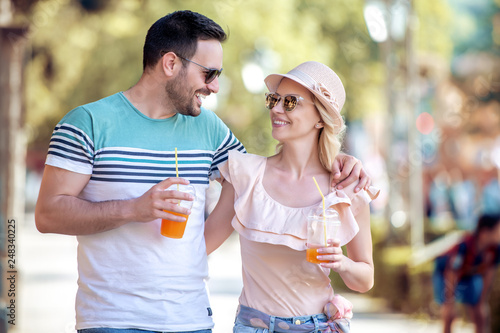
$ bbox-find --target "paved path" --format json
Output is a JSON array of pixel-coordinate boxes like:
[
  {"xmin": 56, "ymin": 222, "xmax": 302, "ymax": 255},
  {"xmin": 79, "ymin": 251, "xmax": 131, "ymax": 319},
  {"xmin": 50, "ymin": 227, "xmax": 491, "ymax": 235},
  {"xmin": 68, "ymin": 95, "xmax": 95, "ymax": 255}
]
[{"xmin": 16, "ymin": 213, "xmax": 474, "ymax": 333}]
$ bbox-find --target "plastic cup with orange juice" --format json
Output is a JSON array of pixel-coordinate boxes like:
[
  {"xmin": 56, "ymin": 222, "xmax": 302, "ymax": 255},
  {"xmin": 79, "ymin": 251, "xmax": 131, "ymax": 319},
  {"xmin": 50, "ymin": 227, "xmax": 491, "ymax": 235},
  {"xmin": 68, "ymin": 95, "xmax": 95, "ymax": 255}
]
[
  {"xmin": 306, "ymin": 207, "xmax": 340, "ymax": 264},
  {"xmin": 161, "ymin": 184, "xmax": 196, "ymax": 239}
]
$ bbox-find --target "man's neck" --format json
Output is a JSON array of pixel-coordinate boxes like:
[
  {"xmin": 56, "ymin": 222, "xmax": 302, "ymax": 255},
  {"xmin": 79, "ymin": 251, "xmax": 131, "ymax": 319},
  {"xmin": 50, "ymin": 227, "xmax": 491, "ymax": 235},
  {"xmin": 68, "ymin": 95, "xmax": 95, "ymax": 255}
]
[{"xmin": 123, "ymin": 73, "xmax": 177, "ymax": 119}]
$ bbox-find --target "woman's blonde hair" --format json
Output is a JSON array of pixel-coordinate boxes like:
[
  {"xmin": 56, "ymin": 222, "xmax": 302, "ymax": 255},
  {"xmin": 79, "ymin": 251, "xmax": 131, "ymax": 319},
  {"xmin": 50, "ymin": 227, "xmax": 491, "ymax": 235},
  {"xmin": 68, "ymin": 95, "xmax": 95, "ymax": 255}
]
[
  {"xmin": 314, "ymin": 97, "xmax": 346, "ymax": 171},
  {"xmin": 275, "ymin": 97, "xmax": 346, "ymax": 172}
]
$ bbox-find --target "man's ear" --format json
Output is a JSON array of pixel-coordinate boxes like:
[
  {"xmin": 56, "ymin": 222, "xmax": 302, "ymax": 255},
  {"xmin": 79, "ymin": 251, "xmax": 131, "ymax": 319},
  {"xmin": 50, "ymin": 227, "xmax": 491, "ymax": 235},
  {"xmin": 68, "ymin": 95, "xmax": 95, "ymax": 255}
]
[{"xmin": 161, "ymin": 52, "xmax": 178, "ymax": 79}]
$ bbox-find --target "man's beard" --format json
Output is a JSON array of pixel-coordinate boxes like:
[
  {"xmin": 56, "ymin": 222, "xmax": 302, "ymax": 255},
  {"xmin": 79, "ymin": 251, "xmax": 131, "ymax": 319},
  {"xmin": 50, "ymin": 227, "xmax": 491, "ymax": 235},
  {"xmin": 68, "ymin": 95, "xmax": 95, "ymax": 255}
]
[{"xmin": 165, "ymin": 69, "xmax": 200, "ymax": 117}]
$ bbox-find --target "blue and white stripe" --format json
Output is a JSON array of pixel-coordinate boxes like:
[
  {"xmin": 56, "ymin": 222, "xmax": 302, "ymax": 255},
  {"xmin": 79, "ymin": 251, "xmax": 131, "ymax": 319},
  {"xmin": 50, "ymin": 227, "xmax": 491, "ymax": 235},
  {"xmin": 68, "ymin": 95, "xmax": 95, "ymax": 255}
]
[
  {"xmin": 48, "ymin": 125, "xmax": 245, "ymax": 185},
  {"xmin": 48, "ymin": 123, "xmax": 94, "ymax": 166}
]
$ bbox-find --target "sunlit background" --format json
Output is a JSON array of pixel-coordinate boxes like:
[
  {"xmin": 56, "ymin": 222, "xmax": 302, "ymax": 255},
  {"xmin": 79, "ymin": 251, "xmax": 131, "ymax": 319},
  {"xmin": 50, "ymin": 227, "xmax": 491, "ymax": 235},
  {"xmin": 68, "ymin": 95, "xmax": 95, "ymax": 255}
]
[{"xmin": 1, "ymin": 0, "xmax": 499, "ymax": 332}]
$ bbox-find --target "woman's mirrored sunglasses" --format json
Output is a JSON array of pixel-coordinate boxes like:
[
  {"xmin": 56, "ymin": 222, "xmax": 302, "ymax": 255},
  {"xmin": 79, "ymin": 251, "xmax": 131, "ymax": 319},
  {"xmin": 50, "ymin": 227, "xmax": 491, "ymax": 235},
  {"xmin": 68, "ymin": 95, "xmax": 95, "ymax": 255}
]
[
  {"xmin": 177, "ymin": 55, "xmax": 223, "ymax": 84},
  {"xmin": 265, "ymin": 92, "xmax": 312, "ymax": 112}
]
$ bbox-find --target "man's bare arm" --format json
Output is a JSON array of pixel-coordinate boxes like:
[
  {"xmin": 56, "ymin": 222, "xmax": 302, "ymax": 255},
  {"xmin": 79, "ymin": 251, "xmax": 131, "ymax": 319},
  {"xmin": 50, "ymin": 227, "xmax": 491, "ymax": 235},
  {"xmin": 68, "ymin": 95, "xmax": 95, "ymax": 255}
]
[{"xmin": 35, "ymin": 165, "xmax": 193, "ymax": 235}]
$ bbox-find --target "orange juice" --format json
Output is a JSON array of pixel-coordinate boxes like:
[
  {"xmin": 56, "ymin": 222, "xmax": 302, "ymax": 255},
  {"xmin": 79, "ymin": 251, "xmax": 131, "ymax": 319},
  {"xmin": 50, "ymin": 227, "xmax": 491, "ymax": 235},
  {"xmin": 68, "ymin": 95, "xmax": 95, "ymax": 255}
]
[
  {"xmin": 306, "ymin": 208, "xmax": 340, "ymax": 264},
  {"xmin": 161, "ymin": 211, "xmax": 189, "ymax": 239},
  {"xmin": 306, "ymin": 248, "xmax": 330, "ymax": 264}
]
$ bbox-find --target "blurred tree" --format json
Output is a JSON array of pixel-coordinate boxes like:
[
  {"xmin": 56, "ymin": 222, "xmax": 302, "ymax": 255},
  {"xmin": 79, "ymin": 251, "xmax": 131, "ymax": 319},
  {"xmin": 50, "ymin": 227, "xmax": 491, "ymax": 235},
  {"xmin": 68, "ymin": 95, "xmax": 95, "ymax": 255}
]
[
  {"xmin": 414, "ymin": 0, "xmax": 453, "ymax": 60},
  {"xmin": 11, "ymin": 0, "xmax": 39, "ymax": 14},
  {"xmin": 23, "ymin": 0, "xmax": 384, "ymax": 157}
]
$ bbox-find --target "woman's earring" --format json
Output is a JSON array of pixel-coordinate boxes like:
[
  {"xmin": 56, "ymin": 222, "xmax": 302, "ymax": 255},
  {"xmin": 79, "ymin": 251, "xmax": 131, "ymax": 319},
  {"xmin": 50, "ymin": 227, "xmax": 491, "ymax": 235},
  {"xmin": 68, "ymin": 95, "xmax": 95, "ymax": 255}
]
[{"xmin": 315, "ymin": 123, "xmax": 322, "ymax": 128}]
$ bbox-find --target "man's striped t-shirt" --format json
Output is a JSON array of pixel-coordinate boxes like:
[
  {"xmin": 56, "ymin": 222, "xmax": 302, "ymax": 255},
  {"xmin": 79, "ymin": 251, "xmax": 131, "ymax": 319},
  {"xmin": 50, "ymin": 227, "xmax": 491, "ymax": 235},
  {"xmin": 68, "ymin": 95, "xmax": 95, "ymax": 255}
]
[
  {"xmin": 45, "ymin": 92, "xmax": 244, "ymax": 331},
  {"xmin": 47, "ymin": 93, "xmax": 243, "ymax": 185}
]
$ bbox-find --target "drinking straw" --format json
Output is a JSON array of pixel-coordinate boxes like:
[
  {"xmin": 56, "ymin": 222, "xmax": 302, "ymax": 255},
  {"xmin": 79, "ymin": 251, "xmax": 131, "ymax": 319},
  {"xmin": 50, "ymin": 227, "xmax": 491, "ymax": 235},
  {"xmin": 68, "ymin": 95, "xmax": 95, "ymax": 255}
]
[
  {"xmin": 312, "ymin": 176, "xmax": 328, "ymax": 246},
  {"xmin": 175, "ymin": 148, "xmax": 179, "ymax": 198},
  {"xmin": 175, "ymin": 148, "xmax": 179, "ymax": 178}
]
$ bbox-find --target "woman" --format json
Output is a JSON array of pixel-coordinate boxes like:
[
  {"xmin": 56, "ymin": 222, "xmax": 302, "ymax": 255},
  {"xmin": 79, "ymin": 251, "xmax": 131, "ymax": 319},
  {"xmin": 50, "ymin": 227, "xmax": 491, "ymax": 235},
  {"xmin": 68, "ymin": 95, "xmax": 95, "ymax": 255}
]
[{"xmin": 205, "ymin": 61, "xmax": 379, "ymax": 332}]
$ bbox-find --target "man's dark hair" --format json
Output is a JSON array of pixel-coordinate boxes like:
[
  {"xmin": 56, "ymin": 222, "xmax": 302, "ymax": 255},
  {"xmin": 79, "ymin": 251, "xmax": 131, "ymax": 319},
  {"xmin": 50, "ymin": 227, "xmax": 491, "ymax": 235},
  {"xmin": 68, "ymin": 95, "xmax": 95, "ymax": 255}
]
[
  {"xmin": 143, "ymin": 10, "xmax": 227, "ymax": 70},
  {"xmin": 476, "ymin": 213, "xmax": 500, "ymax": 234}
]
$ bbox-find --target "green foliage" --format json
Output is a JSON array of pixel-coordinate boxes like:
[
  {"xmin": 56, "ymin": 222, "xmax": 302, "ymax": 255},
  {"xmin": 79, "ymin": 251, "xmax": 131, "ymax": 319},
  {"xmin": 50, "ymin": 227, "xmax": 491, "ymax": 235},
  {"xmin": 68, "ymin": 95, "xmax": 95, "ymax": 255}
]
[
  {"xmin": 414, "ymin": 0, "xmax": 454, "ymax": 60},
  {"xmin": 19, "ymin": 0, "xmax": 466, "ymax": 155},
  {"xmin": 22, "ymin": 0, "xmax": 385, "ymax": 155}
]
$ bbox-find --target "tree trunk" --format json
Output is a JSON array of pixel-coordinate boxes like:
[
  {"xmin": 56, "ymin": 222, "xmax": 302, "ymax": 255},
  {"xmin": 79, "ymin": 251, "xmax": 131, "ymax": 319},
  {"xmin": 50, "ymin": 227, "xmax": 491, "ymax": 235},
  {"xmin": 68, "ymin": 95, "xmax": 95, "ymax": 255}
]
[{"xmin": 0, "ymin": 23, "xmax": 28, "ymax": 333}]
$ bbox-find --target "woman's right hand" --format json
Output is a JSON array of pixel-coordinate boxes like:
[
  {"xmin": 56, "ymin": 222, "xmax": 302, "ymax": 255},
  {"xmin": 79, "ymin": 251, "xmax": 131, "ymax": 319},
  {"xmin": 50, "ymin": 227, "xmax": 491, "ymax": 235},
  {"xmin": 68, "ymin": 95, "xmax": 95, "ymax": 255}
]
[{"xmin": 317, "ymin": 239, "xmax": 346, "ymax": 272}]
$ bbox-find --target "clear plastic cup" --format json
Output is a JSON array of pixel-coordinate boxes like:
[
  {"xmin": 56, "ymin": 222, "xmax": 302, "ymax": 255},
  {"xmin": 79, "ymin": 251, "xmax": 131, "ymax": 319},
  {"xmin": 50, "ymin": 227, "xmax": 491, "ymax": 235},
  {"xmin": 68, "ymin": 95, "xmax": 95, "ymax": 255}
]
[
  {"xmin": 160, "ymin": 184, "xmax": 196, "ymax": 239},
  {"xmin": 306, "ymin": 207, "xmax": 340, "ymax": 264}
]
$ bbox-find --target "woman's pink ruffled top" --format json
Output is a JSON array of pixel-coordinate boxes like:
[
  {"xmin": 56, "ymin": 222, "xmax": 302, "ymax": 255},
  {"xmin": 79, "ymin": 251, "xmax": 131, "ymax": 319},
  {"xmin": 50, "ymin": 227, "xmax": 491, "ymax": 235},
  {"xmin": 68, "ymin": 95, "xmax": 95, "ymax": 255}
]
[
  {"xmin": 219, "ymin": 151, "xmax": 379, "ymax": 250},
  {"xmin": 218, "ymin": 151, "xmax": 379, "ymax": 316}
]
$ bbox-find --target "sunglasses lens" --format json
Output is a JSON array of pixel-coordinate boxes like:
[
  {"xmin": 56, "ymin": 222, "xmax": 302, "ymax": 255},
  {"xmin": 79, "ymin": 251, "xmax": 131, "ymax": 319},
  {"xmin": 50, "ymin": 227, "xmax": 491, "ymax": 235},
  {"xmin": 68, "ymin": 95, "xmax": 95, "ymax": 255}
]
[
  {"xmin": 205, "ymin": 70, "xmax": 216, "ymax": 84},
  {"xmin": 205, "ymin": 69, "xmax": 222, "ymax": 84},
  {"xmin": 265, "ymin": 93, "xmax": 279, "ymax": 109},
  {"xmin": 283, "ymin": 95, "xmax": 298, "ymax": 112}
]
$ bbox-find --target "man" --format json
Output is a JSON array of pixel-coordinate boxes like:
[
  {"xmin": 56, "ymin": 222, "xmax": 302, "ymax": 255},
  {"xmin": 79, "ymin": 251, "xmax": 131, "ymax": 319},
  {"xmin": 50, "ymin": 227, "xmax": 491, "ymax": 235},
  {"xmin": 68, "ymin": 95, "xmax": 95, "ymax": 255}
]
[{"xmin": 35, "ymin": 10, "xmax": 370, "ymax": 333}]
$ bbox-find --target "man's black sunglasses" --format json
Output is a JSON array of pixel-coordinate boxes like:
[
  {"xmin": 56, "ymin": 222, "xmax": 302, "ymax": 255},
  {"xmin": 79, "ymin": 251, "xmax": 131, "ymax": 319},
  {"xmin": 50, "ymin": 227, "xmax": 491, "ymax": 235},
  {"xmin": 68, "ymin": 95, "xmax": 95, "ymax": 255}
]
[{"xmin": 177, "ymin": 55, "xmax": 223, "ymax": 84}]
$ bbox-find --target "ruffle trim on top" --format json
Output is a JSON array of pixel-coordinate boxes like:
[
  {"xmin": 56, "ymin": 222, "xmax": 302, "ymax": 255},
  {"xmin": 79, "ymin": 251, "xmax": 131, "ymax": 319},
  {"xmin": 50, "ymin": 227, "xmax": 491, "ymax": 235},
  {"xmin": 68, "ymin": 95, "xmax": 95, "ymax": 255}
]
[{"xmin": 218, "ymin": 150, "xmax": 379, "ymax": 251}]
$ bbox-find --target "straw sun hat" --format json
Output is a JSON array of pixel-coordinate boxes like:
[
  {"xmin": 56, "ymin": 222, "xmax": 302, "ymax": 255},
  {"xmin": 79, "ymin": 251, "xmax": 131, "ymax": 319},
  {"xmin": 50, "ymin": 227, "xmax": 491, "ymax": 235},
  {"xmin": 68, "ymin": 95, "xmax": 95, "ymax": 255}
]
[{"xmin": 264, "ymin": 61, "xmax": 346, "ymax": 131}]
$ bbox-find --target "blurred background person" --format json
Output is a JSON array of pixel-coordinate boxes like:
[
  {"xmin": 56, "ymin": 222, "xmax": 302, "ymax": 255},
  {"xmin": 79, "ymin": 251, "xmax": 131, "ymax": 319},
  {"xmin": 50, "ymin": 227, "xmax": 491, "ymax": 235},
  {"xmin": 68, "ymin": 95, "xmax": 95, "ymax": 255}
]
[{"xmin": 433, "ymin": 213, "xmax": 500, "ymax": 333}]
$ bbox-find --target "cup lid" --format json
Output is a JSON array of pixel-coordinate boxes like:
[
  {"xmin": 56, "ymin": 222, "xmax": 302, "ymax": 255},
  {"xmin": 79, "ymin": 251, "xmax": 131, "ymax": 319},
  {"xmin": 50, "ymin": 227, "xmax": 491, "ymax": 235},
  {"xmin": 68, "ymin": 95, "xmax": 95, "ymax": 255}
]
[{"xmin": 309, "ymin": 207, "xmax": 339, "ymax": 220}]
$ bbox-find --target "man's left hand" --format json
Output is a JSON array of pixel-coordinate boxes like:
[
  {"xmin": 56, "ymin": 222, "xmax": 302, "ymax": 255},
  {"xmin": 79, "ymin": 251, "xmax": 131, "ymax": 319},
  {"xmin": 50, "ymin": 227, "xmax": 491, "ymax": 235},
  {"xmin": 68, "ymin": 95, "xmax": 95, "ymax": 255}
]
[{"xmin": 331, "ymin": 153, "xmax": 371, "ymax": 193}]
